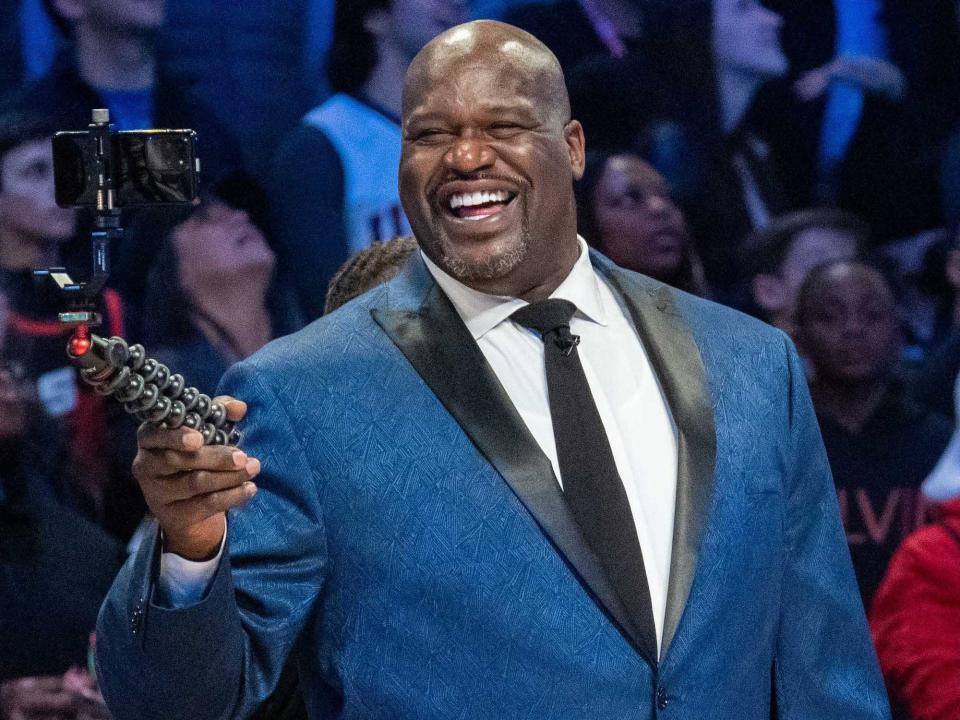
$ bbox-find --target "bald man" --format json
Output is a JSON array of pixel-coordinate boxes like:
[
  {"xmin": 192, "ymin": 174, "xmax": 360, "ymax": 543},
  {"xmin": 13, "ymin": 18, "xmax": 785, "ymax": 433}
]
[{"xmin": 96, "ymin": 21, "xmax": 890, "ymax": 720}]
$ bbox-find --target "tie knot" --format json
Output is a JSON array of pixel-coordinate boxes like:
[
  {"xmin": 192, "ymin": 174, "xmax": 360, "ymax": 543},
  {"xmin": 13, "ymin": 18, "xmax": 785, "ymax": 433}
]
[
  {"xmin": 511, "ymin": 299, "xmax": 581, "ymax": 355},
  {"xmin": 511, "ymin": 299, "xmax": 577, "ymax": 335}
]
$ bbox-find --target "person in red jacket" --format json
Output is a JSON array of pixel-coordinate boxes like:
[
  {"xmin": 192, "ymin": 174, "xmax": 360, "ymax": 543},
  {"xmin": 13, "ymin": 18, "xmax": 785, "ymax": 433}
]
[{"xmin": 870, "ymin": 371, "xmax": 960, "ymax": 720}]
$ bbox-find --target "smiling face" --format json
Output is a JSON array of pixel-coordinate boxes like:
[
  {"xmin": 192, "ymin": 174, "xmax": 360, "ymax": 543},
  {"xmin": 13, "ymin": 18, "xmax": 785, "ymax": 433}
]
[
  {"xmin": 591, "ymin": 154, "xmax": 688, "ymax": 279},
  {"xmin": 399, "ymin": 21, "xmax": 586, "ymax": 299}
]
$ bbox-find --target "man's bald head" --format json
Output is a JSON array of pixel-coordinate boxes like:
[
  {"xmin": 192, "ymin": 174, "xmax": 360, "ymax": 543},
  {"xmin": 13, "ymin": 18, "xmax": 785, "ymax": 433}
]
[
  {"xmin": 403, "ymin": 20, "xmax": 571, "ymax": 127},
  {"xmin": 397, "ymin": 19, "xmax": 586, "ymax": 300}
]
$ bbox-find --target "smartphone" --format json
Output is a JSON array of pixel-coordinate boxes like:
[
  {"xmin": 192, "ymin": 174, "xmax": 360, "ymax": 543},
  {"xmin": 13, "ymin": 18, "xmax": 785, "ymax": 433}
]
[{"xmin": 52, "ymin": 129, "xmax": 200, "ymax": 208}]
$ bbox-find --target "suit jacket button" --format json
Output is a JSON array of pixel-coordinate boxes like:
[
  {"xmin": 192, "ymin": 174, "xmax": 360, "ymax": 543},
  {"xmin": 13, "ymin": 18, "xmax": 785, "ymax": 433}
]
[
  {"xmin": 131, "ymin": 601, "xmax": 144, "ymax": 635},
  {"xmin": 656, "ymin": 686, "xmax": 669, "ymax": 710}
]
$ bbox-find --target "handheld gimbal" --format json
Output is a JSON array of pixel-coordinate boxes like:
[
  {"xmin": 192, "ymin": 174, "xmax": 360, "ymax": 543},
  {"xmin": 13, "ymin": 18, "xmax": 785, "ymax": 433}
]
[{"xmin": 34, "ymin": 109, "xmax": 240, "ymax": 446}]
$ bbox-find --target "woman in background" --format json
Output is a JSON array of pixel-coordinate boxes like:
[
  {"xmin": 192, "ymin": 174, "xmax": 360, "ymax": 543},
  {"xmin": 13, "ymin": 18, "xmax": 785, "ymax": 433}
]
[
  {"xmin": 577, "ymin": 150, "xmax": 708, "ymax": 296},
  {"xmin": 142, "ymin": 172, "xmax": 298, "ymax": 393}
]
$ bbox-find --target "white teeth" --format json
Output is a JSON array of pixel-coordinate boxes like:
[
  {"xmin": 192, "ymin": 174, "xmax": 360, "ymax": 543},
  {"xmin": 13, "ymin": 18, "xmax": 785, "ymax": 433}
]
[{"xmin": 448, "ymin": 190, "xmax": 510, "ymax": 210}]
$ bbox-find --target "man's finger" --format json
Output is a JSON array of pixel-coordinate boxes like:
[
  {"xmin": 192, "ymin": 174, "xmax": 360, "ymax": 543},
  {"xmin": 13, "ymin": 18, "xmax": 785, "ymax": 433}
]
[
  {"xmin": 170, "ymin": 482, "xmax": 258, "ymax": 519},
  {"xmin": 137, "ymin": 423, "xmax": 204, "ymax": 451},
  {"xmin": 156, "ymin": 464, "xmax": 261, "ymax": 503},
  {"xmin": 213, "ymin": 395, "xmax": 247, "ymax": 422},
  {"xmin": 137, "ymin": 446, "xmax": 250, "ymax": 478}
]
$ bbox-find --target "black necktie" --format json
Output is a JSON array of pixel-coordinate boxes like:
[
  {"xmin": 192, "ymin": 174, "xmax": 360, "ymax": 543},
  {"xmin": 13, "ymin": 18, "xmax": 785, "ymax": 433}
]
[{"xmin": 511, "ymin": 299, "xmax": 656, "ymax": 658}]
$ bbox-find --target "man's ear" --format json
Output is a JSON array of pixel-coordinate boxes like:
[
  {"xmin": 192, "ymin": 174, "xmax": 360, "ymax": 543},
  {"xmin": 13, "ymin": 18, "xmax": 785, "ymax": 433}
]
[
  {"xmin": 49, "ymin": 0, "xmax": 84, "ymax": 23},
  {"xmin": 751, "ymin": 273, "xmax": 787, "ymax": 314},
  {"xmin": 565, "ymin": 120, "xmax": 586, "ymax": 180}
]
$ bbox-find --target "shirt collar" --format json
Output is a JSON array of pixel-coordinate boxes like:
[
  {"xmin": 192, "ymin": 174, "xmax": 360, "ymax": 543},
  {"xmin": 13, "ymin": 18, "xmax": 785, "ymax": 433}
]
[{"xmin": 421, "ymin": 236, "xmax": 609, "ymax": 341}]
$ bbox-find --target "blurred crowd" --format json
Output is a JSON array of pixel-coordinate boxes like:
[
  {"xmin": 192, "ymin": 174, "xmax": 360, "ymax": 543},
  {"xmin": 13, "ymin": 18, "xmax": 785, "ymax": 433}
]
[{"xmin": 1, "ymin": 0, "xmax": 960, "ymax": 718}]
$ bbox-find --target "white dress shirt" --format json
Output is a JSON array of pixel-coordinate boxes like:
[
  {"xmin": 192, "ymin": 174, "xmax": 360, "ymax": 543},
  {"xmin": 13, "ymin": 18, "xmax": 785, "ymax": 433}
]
[
  {"xmin": 160, "ymin": 238, "xmax": 678, "ymax": 652},
  {"xmin": 423, "ymin": 238, "xmax": 677, "ymax": 652}
]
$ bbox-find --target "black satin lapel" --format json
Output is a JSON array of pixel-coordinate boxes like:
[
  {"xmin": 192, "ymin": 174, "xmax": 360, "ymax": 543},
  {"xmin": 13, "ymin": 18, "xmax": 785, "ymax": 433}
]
[
  {"xmin": 372, "ymin": 284, "xmax": 656, "ymax": 666},
  {"xmin": 600, "ymin": 268, "xmax": 717, "ymax": 661}
]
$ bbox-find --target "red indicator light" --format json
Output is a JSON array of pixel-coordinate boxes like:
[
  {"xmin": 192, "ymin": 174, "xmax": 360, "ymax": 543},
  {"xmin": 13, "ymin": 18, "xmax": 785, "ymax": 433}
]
[{"xmin": 69, "ymin": 334, "xmax": 92, "ymax": 356}]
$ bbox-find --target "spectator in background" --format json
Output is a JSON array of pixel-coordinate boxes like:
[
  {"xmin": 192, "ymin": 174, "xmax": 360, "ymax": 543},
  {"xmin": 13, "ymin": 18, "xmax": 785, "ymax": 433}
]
[
  {"xmin": 0, "ymin": 108, "xmax": 140, "ymax": 541},
  {"xmin": 576, "ymin": 150, "xmax": 707, "ymax": 295},
  {"xmin": 0, "ymin": 292, "xmax": 119, "ymax": 720},
  {"xmin": 630, "ymin": 0, "xmax": 793, "ymax": 300},
  {"xmin": 742, "ymin": 207, "xmax": 866, "ymax": 332},
  {"xmin": 1, "ymin": 670, "xmax": 110, "ymax": 720},
  {"xmin": 870, "ymin": 371, "xmax": 960, "ymax": 720},
  {"xmin": 794, "ymin": 260, "xmax": 952, "ymax": 607},
  {"xmin": 506, "ymin": 1, "xmax": 662, "ymax": 152},
  {"xmin": 323, "ymin": 236, "xmax": 418, "ymax": 314},
  {"xmin": 142, "ymin": 173, "xmax": 295, "ymax": 394},
  {"xmin": 159, "ymin": 0, "xmax": 319, "ymax": 180},
  {"xmin": 1, "ymin": 0, "xmax": 242, "ymax": 315},
  {"xmin": 0, "ymin": 0, "xmax": 64, "ymax": 97},
  {"xmin": 505, "ymin": 0, "xmax": 647, "ymax": 77},
  {"xmin": 756, "ymin": 0, "xmax": 959, "ymax": 242},
  {"xmin": 911, "ymin": 234, "xmax": 960, "ymax": 420},
  {"xmin": 269, "ymin": 0, "xmax": 467, "ymax": 321},
  {"xmin": 2, "ymin": 0, "xmax": 236, "ymax": 172}
]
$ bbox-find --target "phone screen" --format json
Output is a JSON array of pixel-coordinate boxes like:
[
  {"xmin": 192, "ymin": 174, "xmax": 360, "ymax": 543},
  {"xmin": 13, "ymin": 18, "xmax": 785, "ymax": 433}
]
[{"xmin": 53, "ymin": 129, "xmax": 200, "ymax": 208}]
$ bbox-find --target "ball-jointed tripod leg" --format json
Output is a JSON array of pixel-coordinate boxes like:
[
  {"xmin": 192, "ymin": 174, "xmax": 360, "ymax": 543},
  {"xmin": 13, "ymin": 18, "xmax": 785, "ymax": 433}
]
[{"xmin": 67, "ymin": 325, "xmax": 241, "ymax": 446}]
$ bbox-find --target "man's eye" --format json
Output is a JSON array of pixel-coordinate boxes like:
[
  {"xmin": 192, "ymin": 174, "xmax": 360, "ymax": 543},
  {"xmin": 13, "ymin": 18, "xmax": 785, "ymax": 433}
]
[
  {"xmin": 487, "ymin": 123, "xmax": 523, "ymax": 138},
  {"xmin": 413, "ymin": 129, "xmax": 451, "ymax": 143}
]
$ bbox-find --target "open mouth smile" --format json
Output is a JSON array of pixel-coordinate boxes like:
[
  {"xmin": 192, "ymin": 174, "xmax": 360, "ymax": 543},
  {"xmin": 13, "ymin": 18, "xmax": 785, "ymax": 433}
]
[
  {"xmin": 446, "ymin": 190, "xmax": 517, "ymax": 220},
  {"xmin": 435, "ymin": 178, "xmax": 521, "ymax": 225}
]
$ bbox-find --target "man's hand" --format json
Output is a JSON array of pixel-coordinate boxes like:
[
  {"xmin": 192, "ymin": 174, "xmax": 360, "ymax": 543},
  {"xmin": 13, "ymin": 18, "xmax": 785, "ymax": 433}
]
[{"xmin": 132, "ymin": 396, "xmax": 260, "ymax": 561}]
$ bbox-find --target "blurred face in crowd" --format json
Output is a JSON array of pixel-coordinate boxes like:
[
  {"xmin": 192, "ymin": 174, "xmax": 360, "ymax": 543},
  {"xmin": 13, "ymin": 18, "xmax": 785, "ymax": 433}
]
[
  {"xmin": 375, "ymin": 0, "xmax": 468, "ymax": 60},
  {"xmin": 173, "ymin": 200, "xmax": 275, "ymax": 300},
  {"xmin": 752, "ymin": 225, "xmax": 859, "ymax": 325},
  {"xmin": 400, "ymin": 21, "xmax": 586, "ymax": 298},
  {"xmin": 779, "ymin": 227, "xmax": 860, "ymax": 307},
  {"xmin": 0, "ymin": 138, "xmax": 76, "ymax": 245},
  {"xmin": 590, "ymin": 154, "xmax": 689, "ymax": 280},
  {"xmin": 53, "ymin": 0, "xmax": 166, "ymax": 35},
  {"xmin": 712, "ymin": 0, "xmax": 788, "ymax": 79},
  {"xmin": 796, "ymin": 262, "xmax": 900, "ymax": 385}
]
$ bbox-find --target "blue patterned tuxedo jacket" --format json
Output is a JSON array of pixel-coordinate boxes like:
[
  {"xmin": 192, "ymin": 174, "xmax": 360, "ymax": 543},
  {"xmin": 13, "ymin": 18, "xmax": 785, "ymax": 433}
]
[{"xmin": 97, "ymin": 251, "xmax": 890, "ymax": 719}]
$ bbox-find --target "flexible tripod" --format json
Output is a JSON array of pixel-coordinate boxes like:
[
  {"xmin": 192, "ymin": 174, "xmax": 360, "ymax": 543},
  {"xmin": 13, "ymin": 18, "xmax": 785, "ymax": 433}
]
[{"xmin": 67, "ymin": 329, "xmax": 240, "ymax": 445}]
